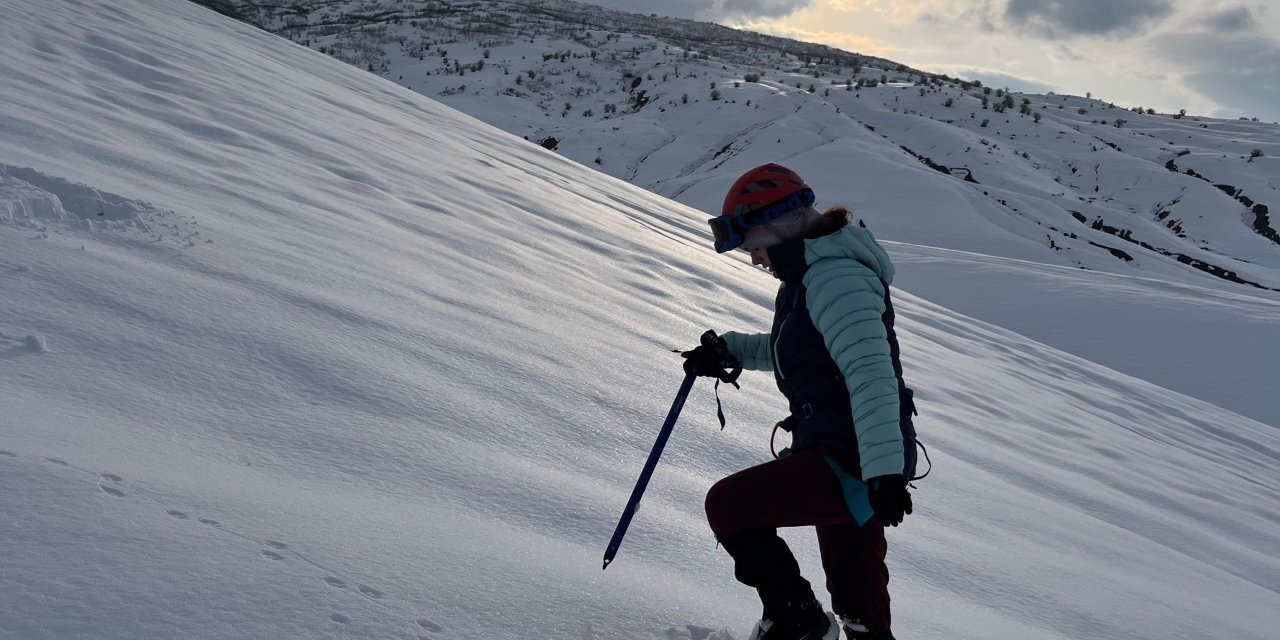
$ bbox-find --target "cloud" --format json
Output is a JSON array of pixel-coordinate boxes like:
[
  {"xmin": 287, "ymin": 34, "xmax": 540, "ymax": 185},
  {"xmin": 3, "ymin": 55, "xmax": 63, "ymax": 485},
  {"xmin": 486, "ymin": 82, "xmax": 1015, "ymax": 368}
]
[
  {"xmin": 1004, "ymin": 0, "xmax": 1174, "ymax": 37},
  {"xmin": 825, "ymin": 0, "xmax": 868, "ymax": 10},
  {"xmin": 1202, "ymin": 5, "xmax": 1257, "ymax": 32},
  {"xmin": 695, "ymin": 0, "xmax": 816, "ymax": 21},
  {"xmin": 729, "ymin": 17, "xmax": 894, "ymax": 54},
  {"xmin": 1155, "ymin": 30, "xmax": 1280, "ymax": 121},
  {"xmin": 1053, "ymin": 43, "xmax": 1085, "ymax": 62},
  {"xmin": 908, "ymin": 1, "xmax": 998, "ymax": 31},
  {"xmin": 832, "ymin": 0, "xmax": 1176, "ymax": 36},
  {"xmin": 923, "ymin": 65, "xmax": 1057, "ymax": 94}
]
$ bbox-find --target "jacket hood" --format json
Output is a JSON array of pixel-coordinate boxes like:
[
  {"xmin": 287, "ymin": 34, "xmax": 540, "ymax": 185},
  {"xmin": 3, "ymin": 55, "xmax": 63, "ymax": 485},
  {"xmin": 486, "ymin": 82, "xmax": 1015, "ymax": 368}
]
[{"xmin": 803, "ymin": 226, "xmax": 895, "ymax": 285}]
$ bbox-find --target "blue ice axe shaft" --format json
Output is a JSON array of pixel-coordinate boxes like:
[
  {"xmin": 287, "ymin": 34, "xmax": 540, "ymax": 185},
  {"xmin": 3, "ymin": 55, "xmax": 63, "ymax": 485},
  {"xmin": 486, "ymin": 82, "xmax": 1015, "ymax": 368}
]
[{"xmin": 602, "ymin": 369, "xmax": 698, "ymax": 570}]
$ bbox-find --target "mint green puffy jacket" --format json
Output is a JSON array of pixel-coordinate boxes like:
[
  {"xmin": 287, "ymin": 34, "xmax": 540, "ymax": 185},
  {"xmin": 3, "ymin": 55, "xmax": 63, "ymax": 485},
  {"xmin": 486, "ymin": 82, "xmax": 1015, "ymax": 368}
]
[{"xmin": 721, "ymin": 226, "xmax": 907, "ymax": 480}]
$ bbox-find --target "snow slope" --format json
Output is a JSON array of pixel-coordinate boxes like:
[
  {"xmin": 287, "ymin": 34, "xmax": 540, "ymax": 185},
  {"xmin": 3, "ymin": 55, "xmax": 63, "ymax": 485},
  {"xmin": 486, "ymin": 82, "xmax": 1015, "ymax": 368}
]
[
  {"xmin": 1, "ymin": 1, "xmax": 1277, "ymax": 639},
  {"xmin": 235, "ymin": 0, "xmax": 1280, "ymax": 427}
]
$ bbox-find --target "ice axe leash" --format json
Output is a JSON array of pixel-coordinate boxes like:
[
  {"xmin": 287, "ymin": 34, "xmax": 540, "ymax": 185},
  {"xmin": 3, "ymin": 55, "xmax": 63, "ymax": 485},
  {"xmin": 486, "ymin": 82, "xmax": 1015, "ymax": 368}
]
[{"xmin": 680, "ymin": 329, "xmax": 742, "ymax": 429}]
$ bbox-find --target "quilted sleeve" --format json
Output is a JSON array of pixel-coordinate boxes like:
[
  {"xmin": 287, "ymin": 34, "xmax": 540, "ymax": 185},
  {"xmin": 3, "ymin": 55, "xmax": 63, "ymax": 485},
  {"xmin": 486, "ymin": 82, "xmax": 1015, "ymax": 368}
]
[
  {"xmin": 720, "ymin": 331, "xmax": 773, "ymax": 372},
  {"xmin": 803, "ymin": 261, "xmax": 905, "ymax": 479}
]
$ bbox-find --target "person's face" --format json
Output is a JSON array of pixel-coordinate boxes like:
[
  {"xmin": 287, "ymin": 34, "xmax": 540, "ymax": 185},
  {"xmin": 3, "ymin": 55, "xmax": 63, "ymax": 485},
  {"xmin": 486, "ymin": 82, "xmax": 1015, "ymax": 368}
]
[{"xmin": 748, "ymin": 246, "xmax": 775, "ymax": 276}]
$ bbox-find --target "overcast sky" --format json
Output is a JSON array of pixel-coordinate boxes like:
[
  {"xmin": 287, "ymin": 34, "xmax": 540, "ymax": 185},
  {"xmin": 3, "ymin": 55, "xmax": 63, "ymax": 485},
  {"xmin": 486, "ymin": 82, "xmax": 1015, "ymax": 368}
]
[{"xmin": 585, "ymin": 0, "xmax": 1280, "ymax": 123}]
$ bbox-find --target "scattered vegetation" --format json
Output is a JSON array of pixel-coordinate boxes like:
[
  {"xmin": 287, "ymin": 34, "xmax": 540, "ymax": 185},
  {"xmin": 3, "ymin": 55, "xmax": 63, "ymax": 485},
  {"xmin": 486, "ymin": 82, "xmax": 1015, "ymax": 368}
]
[{"xmin": 203, "ymin": 0, "xmax": 1278, "ymax": 288}]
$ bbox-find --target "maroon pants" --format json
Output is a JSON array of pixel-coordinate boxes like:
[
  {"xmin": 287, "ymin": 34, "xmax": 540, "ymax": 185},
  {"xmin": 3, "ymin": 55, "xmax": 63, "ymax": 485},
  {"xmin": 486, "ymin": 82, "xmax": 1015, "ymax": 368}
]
[{"xmin": 704, "ymin": 448, "xmax": 890, "ymax": 632}]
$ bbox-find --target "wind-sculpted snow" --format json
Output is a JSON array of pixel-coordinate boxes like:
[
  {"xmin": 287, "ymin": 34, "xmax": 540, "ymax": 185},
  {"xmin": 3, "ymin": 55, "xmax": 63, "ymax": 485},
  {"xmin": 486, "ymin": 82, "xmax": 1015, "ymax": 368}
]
[
  {"xmin": 216, "ymin": 0, "xmax": 1280, "ymax": 425},
  {"xmin": 0, "ymin": 1, "xmax": 1276, "ymax": 639}
]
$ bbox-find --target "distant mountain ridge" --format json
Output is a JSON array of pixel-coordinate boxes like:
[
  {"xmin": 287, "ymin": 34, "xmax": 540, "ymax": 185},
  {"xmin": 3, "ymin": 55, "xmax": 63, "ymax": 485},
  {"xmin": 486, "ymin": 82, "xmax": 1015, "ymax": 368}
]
[
  {"xmin": 199, "ymin": 0, "xmax": 904, "ymax": 72},
  {"xmin": 193, "ymin": 0, "xmax": 1279, "ymax": 296}
]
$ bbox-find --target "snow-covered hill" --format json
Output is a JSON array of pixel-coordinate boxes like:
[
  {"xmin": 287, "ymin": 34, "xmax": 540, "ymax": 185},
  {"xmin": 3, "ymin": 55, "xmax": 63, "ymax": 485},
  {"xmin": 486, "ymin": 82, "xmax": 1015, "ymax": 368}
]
[
  {"xmin": 225, "ymin": 0, "xmax": 1279, "ymax": 279},
  {"xmin": 207, "ymin": 0, "xmax": 1280, "ymax": 427},
  {"xmin": 1, "ymin": 1, "xmax": 1277, "ymax": 639}
]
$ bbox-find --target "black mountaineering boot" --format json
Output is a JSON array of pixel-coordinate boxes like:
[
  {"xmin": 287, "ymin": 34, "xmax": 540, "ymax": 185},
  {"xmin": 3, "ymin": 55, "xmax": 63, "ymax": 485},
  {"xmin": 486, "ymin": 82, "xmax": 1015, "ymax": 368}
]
[
  {"xmin": 751, "ymin": 588, "xmax": 835, "ymax": 640},
  {"xmin": 839, "ymin": 616, "xmax": 896, "ymax": 640},
  {"xmin": 716, "ymin": 530, "xmax": 835, "ymax": 640}
]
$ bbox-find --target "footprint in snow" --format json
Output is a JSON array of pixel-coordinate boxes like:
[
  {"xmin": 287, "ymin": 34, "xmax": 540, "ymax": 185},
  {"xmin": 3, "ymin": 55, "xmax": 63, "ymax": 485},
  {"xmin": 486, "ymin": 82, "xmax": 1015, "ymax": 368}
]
[
  {"xmin": 101, "ymin": 473, "xmax": 123, "ymax": 483},
  {"xmin": 324, "ymin": 576, "xmax": 347, "ymax": 588},
  {"xmin": 99, "ymin": 484, "xmax": 125, "ymax": 498},
  {"xmin": 261, "ymin": 550, "xmax": 285, "ymax": 560},
  {"xmin": 265, "ymin": 540, "xmax": 287, "ymax": 549},
  {"xmin": 357, "ymin": 585, "xmax": 384, "ymax": 599},
  {"xmin": 418, "ymin": 619, "xmax": 443, "ymax": 632},
  {"xmin": 330, "ymin": 613, "xmax": 351, "ymax": 624},
  {"xmin": 45, "ymin": 458, "xmax": 68, "ymax": 466},
  {"xmin": 198, "ymin": 518, "xmax": 220, "ymax": 527},
  {"xmin": 167, "ymin": 510, "xmax": 188, "ymax": 519},
  {"xmin": 0, "ymin": 451, "xmax": 16, "ymax": 457}
]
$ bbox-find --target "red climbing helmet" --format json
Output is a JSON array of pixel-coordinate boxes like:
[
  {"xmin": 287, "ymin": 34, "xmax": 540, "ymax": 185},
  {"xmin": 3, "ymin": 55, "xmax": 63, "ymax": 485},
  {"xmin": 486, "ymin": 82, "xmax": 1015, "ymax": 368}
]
[{"xmin": 710, "ymin": 163, "xmax": 816, "ymax": 253}]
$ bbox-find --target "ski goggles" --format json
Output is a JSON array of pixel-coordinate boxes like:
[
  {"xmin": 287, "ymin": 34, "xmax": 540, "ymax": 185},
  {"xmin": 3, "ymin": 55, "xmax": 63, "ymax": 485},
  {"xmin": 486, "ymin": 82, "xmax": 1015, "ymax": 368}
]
[{"xmin": 708, "ymin": 188, "xmax": 815, "ymax": 253}]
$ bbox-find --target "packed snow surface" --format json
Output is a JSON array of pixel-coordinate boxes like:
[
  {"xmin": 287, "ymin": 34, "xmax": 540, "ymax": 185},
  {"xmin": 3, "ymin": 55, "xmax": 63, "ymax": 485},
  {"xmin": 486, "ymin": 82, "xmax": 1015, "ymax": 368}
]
[{"xmin": 0, "ymin": 1, "xmax": 1276, "ymax": 639}]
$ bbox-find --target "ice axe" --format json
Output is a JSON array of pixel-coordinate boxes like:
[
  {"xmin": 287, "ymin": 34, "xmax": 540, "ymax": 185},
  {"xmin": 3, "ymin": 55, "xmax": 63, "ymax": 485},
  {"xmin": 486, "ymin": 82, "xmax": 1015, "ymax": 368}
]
[{"xmin": 602, "ymin": 331, "xmax": 740, "ymax": 569}]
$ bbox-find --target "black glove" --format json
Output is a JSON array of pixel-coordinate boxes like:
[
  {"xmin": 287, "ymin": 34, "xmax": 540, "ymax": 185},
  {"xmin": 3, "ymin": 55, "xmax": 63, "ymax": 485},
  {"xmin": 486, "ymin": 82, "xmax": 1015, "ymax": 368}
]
[
  {"xmin": 680, "ymin": 344, "xmax": 722, "ymax": 377},
  {"xmin": 867, "ymin": 474, "xmax": 912, "ymax": 527},
  {"xmin": 680, "ymin": 330, "xmax": 742, "ymax": 385}
]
